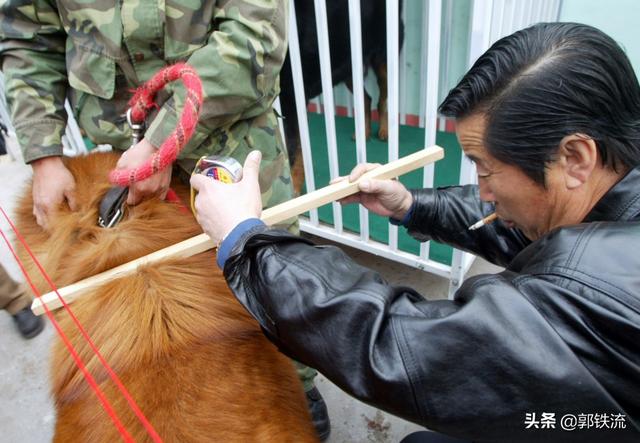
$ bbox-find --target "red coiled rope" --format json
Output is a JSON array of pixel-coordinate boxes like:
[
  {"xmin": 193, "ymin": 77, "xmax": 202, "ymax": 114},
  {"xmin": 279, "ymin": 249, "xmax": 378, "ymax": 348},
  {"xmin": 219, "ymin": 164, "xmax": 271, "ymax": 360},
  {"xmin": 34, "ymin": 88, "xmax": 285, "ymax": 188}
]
[{"xmin": 108, "ymin": 63, "xmax": 203, "ymax": 186}]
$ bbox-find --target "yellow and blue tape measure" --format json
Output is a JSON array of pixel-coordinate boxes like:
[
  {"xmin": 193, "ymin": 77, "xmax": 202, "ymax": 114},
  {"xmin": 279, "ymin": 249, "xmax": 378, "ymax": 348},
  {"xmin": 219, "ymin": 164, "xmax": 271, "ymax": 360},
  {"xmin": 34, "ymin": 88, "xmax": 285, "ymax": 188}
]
[{"xmin": 190, "ymin": 155, "xmax": 243, "ymax": 216}]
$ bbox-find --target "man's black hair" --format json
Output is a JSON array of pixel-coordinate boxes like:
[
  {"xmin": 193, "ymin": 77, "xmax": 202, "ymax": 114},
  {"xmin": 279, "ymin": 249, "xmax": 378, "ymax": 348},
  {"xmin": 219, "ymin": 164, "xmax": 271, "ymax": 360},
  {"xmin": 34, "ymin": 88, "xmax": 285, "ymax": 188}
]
[{"xmin": 439, "ymin": 22, "xmax": 640, "ymax": 185}]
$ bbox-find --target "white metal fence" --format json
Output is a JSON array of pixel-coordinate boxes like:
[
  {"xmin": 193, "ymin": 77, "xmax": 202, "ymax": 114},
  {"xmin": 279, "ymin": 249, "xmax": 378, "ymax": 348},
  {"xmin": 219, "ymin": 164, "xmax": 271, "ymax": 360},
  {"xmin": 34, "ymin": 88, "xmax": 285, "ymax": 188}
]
[{"xmin": 282, "ymin": 0, "xmax": 562, "ymax": 296}]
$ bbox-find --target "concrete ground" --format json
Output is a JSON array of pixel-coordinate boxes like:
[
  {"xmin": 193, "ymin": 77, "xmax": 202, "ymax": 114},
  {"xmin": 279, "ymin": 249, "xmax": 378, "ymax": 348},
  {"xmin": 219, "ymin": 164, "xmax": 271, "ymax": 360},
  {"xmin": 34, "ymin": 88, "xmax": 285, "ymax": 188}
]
[{"xmin": 0, "ymin": 136, "xmax": 501, "ymax": 442}]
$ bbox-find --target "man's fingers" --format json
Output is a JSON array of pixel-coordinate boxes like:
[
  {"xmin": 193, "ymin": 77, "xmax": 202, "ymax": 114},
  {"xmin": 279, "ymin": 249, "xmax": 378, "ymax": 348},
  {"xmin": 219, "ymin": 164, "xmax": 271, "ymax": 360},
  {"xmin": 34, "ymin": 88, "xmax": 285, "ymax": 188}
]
[
  {"xmin": 190, "ymin": 173, "xmax": 207, "ymax": 191},
  {"xmin": 33, "ymin": 205, "xmax": 49, "ymax": 229},
  {"xmin": 34, "ymin": 208, "xmax": 43, "ymax": 228},
  {"xmin": 358, "ymin": 178, "xmax": 390, "ymax": 194},
  {"xmin": 242, "ymin": 150, "xmax": 262, "ymax": 183},
  {"xmin": 338, "ymin": 195, "xmax": 360, "ymax": 205},
  {"xmin": 330, "ymin": 175, "xmax": 348, "ymax": 185},
  {"xmin": 349, "ymin": 163, "xmax": 381, "ymax": 182},
  {"xmin": 348, "ymin": 163, "xmax": 369, "ymax": 182},
  {"xmin": 190, "ymin": 172, "xmax": 226, "ymax": 194},
  {"xmin": 127, "ymin": 183, "xmax": 152, "ymax": 205},
  {"xmin": 127, "ymin": 190, "xmax": 142, "ymax": 206}
]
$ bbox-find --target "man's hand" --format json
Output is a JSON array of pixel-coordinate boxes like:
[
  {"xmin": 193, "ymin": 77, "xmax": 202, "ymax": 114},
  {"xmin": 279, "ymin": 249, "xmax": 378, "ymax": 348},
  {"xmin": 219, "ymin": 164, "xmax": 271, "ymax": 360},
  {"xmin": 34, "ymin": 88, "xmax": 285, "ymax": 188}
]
[
  {"xmin": 115, "ymin": 138, "xmax": 171, "ymax": 205},
  {"xmin": 31, "ymin": 156, "xmax": 78, "ymax": 229},
  {"xmin": 190, "ymin": 151, "xmax": 263, "ymax": 244},
  {"xmin": 335, "ymin": 163, "xmax": 414, "ymax": 220}
]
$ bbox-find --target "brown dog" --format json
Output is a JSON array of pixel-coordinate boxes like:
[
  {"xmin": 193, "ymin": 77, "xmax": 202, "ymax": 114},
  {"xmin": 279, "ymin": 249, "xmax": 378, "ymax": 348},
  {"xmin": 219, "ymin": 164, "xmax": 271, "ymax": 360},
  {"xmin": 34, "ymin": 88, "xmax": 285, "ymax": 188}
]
[{"xmin": 14, "ymin": 152, "xmax": 317, "ymax": 442}]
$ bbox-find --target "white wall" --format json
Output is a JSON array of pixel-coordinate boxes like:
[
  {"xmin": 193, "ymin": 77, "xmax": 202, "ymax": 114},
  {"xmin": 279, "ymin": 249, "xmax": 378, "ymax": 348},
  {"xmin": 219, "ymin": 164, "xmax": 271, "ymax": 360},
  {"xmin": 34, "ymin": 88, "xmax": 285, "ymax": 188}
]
[{"xmin": 560, "ymin": 0, "xmax": 640, "ymax": 76}]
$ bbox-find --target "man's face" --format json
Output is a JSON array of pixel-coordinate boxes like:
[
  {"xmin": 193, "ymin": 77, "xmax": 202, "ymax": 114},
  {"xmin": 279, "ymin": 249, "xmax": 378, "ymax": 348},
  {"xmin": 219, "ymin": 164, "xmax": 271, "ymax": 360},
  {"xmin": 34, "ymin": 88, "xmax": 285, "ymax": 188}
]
[{"xmin": 456, "ymin": 113, "xmax": 563, "ymax": 241}]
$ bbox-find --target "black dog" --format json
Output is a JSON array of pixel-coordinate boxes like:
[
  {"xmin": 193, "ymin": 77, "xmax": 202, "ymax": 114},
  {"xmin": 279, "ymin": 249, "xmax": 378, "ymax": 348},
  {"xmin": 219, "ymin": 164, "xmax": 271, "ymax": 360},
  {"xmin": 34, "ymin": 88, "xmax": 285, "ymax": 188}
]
[{"xmin": 279, "ymin": 0, "xmax": 404, "ymax": 193}]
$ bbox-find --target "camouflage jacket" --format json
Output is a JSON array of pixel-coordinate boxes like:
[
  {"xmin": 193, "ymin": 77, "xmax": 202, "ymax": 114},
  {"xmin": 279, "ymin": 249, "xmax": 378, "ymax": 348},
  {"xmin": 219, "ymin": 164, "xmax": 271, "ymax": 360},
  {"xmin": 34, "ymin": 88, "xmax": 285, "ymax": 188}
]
[{"xmin": 0, "ymin": 0, "xmax": 293, "ymax": 209}]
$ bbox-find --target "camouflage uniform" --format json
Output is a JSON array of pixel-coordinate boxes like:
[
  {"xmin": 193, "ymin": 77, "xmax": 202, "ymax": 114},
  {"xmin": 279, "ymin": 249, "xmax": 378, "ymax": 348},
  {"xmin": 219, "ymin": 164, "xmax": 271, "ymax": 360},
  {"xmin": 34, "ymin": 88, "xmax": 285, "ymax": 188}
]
[
  {"xmin": 0, "ymin": 0, "xmax": 294, "ymax": 211},
  {"xmin": 0, "ymin": 0, "xmax": 314, "ymax": 383}
]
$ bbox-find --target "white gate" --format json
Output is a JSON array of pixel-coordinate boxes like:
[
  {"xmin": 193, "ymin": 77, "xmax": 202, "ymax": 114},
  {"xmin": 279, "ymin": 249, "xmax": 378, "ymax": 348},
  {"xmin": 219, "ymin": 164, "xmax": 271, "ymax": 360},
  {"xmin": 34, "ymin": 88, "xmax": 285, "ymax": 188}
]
[{"xmin": 279, "ymin": 0, "xmax": 562, "ymax": 297}]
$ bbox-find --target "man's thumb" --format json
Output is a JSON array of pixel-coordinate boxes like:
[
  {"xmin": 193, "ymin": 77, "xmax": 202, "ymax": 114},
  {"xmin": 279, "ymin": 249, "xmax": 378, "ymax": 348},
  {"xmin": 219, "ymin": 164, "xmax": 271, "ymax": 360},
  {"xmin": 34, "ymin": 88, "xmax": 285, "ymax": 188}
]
[
  {"xmin": 358, "ymin": 178, "xmax": 392, "ymax": 195},
  {"xmin": 242, "ymin": 150, "xmax": 262, "ymax": 181},
  {"xmin": 190, "ymin": 173, "xmax": 207, "ymax": 191}
]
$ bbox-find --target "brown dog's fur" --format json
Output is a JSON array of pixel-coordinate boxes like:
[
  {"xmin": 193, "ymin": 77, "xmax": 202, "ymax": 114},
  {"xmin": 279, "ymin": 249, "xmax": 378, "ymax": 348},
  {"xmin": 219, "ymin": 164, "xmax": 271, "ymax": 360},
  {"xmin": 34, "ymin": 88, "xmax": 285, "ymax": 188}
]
[{"xmin": 15, "ymin": 152, "xmax": 317, "ymax": 442}]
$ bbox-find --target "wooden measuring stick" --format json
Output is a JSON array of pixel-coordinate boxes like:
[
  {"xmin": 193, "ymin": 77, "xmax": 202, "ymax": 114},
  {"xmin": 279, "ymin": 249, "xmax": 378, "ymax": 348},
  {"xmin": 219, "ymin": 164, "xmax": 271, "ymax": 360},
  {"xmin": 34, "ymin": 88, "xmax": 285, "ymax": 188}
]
[{"xmin": 32, "ymin": 146, "xmax": 444, "ymax": 315}]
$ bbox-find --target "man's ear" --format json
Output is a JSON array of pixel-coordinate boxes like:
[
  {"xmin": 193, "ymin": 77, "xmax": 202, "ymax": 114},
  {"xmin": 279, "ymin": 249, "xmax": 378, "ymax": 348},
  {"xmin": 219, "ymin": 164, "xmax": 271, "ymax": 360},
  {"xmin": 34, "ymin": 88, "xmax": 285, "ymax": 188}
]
[{"xmin": 558, "ymin": 134, "xmax": 598, "ymax": 189}]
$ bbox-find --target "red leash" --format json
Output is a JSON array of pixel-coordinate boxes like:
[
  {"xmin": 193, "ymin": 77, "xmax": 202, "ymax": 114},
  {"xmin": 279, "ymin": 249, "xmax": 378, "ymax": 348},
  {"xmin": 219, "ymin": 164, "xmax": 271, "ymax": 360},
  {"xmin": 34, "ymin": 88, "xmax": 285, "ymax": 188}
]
[{"xmin": 108, "ymin": 63, "xmax": 203, "ymax": 186}]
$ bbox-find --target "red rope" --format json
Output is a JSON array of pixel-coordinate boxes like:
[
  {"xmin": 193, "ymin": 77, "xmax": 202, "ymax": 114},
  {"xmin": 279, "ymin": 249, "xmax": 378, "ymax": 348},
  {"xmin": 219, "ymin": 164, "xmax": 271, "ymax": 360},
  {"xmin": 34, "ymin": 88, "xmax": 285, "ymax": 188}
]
[
  {"xmin": 109, "ymin": 63, "xmax": 203, "ymax": 186},
  {"xmin": 0, "ymin": 206, "xmax": 163, "ymax": 442}
]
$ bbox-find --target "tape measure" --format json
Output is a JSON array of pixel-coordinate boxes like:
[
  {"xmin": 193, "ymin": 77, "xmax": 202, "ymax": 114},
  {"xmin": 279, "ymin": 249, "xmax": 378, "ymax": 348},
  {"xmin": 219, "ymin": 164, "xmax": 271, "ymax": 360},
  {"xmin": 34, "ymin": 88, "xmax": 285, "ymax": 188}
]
[{"xmin": 190, "ymin": 155, "xmax": 243, "ymax": 215}]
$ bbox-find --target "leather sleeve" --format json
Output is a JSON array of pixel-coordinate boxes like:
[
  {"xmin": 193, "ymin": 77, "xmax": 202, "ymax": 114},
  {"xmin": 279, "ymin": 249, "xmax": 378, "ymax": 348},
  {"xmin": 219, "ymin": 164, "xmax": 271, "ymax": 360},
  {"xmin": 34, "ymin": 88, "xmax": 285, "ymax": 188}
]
[
  {"xmin": 406, "ymin": 186, "xmax": 530, "ymax": 267},
  {"xmin": 224, "ymin": 227, "xmax": 624, "ymax": 441}
]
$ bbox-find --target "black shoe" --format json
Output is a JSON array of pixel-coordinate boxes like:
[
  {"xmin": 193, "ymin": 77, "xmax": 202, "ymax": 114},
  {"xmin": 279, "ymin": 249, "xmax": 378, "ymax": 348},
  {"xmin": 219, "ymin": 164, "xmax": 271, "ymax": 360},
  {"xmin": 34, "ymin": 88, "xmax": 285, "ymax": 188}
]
[
  {"xmin": 12, "ymin": 307, "xmax": 44, "ymax": 339},
  {"xmin": 306, "ymin": 386, "xmax": 331, "ymax": 441}
]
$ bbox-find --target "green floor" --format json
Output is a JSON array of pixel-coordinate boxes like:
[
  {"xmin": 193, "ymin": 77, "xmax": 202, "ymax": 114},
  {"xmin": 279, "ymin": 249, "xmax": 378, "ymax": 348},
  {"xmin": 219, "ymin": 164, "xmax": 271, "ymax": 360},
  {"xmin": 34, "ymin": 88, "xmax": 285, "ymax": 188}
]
[{"xmin": 304, "ymin": 113, "xmax": 462, "ymax": 265}]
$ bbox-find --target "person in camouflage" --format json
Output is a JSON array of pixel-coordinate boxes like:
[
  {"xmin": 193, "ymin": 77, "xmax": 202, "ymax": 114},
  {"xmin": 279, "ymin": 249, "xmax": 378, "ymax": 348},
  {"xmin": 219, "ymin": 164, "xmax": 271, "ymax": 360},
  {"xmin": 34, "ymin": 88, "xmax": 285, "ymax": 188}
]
[
  {"xmin": 0, "ymin": 0, "xmax": 329, "ymax": 439},
  {"xmin": 0, "ymin": 0, "xmax": 294, "ymax": 227}
]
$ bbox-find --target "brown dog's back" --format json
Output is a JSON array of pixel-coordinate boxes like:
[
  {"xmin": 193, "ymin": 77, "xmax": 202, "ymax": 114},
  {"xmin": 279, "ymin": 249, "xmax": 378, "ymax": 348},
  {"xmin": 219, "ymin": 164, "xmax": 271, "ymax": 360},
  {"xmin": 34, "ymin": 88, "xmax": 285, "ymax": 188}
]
[{"xmin": 15, "ymin": 152, "xmax": 316, "ymax": 442}]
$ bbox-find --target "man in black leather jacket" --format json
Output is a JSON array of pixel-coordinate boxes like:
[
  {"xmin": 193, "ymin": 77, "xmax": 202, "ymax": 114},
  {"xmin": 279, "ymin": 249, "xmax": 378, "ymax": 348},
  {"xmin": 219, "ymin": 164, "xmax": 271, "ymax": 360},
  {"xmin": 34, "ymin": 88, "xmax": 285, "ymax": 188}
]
[{"xmin": 191, "ymin": 23, "xmax": 640, "ymax": 442}]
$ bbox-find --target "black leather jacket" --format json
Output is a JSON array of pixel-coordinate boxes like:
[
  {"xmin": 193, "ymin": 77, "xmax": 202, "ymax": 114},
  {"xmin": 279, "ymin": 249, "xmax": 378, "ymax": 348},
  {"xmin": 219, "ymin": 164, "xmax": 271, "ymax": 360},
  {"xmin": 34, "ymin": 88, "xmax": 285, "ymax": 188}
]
[{"xmin": 224, "ymin": 166, "xmax": 640, "ymax": 442}]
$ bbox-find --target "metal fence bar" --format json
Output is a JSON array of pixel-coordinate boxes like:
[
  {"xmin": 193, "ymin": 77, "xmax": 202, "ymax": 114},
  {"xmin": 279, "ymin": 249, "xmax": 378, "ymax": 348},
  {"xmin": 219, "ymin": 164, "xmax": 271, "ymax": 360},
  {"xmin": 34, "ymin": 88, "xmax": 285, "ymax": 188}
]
[
  {"xmin": 542, "ymin": 0, "xmax": 553, "ymax": 21},
  {"xmin": 468, "ymin": 0, "xmax": 494, "ymax": 66},
  {"xmin": 288, "ymin": 0, "xmax": 319, "ymax": 225},
  {"xmin": 301, "ymin": 220, "xmax": 453, "ymax": 278},
  {"xmin": 532, "ymin": 0, "xmax": 543, "ymax": 23},
  {"xmin": 313, "ymin": 0, "xmax": 343, "ymax": 234},
  {"xmin": 386, "ymin": 0, "xmax": 400, "ymax": 250},
  {"xmin": 347, "ymin": 0, "xmax": 370, "ymax": 241},
  {"xmin": 399, "ymin": 3, "xmax": 409, "ymax": 126},
  {"xmin": 62, "ymin": 100, "xmax": 87, "ymax": 157},
  {"xmin": 490, "ymin": 0, "xmax": 505, "ymax": 43},
  {"xmin": 553, "ymin": 0, "xmax": 563, "ymax": 20},
  {"xmin": 437, "ymin": 0, "xmax": 454, "ymax": 124},
  {"xmin": 515, "ymin": 0, "xmax": 527, "ymax": 30},
  {"xmin": 420, "ymin": 0, "xmax": 442, "ymax": 261},
  {"xmin": 447, "ymin": 0, "xmax": 494, "ymax": 298},
  {"xmin": 524, "ymin": 0, "xmax": 535, "ymax": 27},
  {"xmin": 418, "ymin": 2, "xmax": 429, "ymax": 129},
  {"xmin": 505, "ymin": 0, "xmax": 517, "ymax": 36}
]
